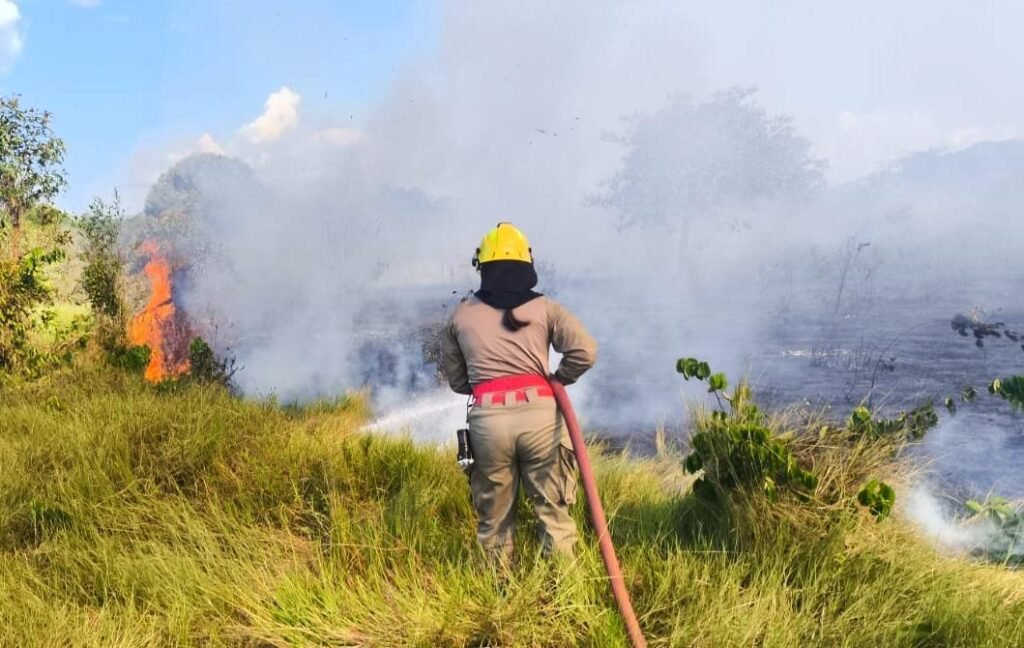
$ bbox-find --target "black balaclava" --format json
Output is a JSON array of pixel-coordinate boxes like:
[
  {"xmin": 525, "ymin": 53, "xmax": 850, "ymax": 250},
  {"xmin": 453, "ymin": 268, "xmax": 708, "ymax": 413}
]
[{"xmin": 475, "ymin": 260, "xmax": 542, "ymax": 331}]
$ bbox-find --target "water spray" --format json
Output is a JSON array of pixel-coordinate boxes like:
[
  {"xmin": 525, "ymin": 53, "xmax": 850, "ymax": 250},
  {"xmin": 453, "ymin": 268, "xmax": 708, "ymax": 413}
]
[{"xmin": 550, "ymin": 377, "xmax": 647, "ymax": 648}]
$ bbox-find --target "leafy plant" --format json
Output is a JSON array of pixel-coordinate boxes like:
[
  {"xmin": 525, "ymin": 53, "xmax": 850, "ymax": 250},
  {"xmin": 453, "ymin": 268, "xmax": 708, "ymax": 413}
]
[
  {"xmin": 848, "ymin": 402, "xmax": 938, "ymax": 440},
  {"xmin": 188, "ymin": 336, "xmax": 237, "ymax": 386},
  {"xmin": 857, "ymin": 479, "xmax": 896, "ymax": 521},
  {"xmin": 676, "ymin": 357, "xmax": 711, "ymax": 381},
  {"xmin": 965, "ymin": 497, "xmax": 1020, "ymax": 527},
  {"xmin": 678, "ymin": 357, "xmax": 817, "ymax": 501},
  {"xmin": 110, "ymin": 344, "xmax": 150, "ymax": 373},
  {"xmin": 946, "ymin": 312, "xmax": 1024, "ymax": 414},
  {"xmin": 989, "ymin": 376, "xmax": 1024, "ymax": 411},
  {"xmin": 945, "ymin": 377, "xmax": 1024, "ymax": 417},
  {"xmin": 707, "ymin": 372, "xmax": 728, "ymax": 393},
  {"xmin": 964, "ymin": 496, "xmax": 1023, "ymax": 563}
]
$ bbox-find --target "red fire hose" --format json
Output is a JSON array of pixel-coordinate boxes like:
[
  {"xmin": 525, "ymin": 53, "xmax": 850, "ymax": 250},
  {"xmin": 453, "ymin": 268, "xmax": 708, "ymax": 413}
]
[{"xmin": 549, "ymin": 378, "xmax": 647, "ymax": 648}]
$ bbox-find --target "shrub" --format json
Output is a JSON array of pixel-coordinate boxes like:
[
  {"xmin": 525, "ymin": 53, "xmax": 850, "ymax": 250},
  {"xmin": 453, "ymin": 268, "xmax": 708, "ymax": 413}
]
[
  {"xmin": 187, "ymin": 336, "xmax": 236, "ymax": 385},
  {"xmin": 78, "ymin": 196, "xmax": 124, "ymax": 318},
  {"xmin": 77, "ymin": 195, "xmax": 131, "ymax": 358},
  {"xmin": 677, "ymin": 358, "xmax": 817, "ymax": 502},
  {"xmin": 0, "ymin": 230, "xmax": 77, "ymax": 376},
  {"xmin": 110, "ymin": 344, "xmax": 150, "ymax": 372}
]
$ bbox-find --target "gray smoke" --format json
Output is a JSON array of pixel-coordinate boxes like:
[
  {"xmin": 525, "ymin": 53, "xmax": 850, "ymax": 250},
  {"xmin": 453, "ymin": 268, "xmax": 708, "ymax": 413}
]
[{"xmin": 131, "ymin": 2, "xmax": 1024, "ymax": 468}]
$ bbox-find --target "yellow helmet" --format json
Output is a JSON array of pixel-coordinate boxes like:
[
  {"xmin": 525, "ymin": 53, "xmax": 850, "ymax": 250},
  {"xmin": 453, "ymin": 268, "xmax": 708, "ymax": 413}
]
[{"xmin": 473, "ymin": 222, "xmax": 533, "ymax": 266}]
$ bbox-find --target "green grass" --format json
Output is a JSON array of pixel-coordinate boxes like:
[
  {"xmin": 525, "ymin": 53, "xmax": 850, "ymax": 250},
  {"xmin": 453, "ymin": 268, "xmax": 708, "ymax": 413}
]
[{"xmin": 2, "ymin": 365, "xmax": 1024, "ymax": 646}]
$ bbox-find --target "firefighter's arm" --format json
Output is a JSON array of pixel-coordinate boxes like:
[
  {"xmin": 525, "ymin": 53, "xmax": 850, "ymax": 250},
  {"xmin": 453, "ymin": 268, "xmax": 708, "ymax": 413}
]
[
  {"xmin": 547, "ymin": 299, "xmax": 597, "ymax": 385},
  {"xmin": 441, "ymin": 316, "xmax": 472, "ymax": 395}
]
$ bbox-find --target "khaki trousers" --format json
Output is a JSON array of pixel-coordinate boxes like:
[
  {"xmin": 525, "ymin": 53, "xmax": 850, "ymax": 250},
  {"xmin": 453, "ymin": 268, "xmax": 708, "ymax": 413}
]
[{"xmin": 468, "ymin": 388, "xmax": 579, "ymax": 560}]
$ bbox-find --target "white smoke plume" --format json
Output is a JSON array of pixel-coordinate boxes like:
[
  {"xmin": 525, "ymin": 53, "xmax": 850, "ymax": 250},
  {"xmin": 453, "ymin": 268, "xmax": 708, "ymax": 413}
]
[
  {"xmin": 128, "ymin": 2, "xmax": 1024, "ymax": 460},
  {"xmin": 907, "ymin": 487, "xmax": 1024, "ymax": 562},
  {"xmin": 240, "ymin": 86, "xmax": 301, "ymax": 144}
]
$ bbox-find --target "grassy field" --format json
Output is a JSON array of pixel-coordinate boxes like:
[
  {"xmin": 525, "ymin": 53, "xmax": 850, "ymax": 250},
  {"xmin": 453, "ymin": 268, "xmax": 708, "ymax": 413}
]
[{"xmin": 2, "ymin": 365, "xmax": 1024, "ymax": 647}]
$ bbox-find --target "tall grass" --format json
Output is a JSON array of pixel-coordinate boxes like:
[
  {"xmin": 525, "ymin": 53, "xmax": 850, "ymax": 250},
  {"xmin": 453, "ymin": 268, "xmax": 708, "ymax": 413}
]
[{"xmin": 2, "ymin": 365, "xmax": 1023, "ymax": 646}]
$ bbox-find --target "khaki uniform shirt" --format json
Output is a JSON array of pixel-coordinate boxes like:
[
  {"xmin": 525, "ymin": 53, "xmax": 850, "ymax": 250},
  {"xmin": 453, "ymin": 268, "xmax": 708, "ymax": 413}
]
[{"xmin": 442, "ymin": 295, "xmax": 597, "ymax": 394}]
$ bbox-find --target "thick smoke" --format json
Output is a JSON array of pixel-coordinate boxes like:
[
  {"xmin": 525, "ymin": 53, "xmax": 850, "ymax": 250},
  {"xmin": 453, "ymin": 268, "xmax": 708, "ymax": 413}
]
[
  {"xmin": 907, "ymin": 487, "xmax": 1024, "ymax": 563},
  {"xmin": 132, "ymin": 2, "xmax": 1024, "ymax": 485}
]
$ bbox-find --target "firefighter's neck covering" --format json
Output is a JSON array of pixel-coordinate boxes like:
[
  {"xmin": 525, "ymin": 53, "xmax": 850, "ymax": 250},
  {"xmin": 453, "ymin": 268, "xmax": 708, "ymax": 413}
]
[
  {"xmin": 473, "ymin": 222, "xmax": 542, "ymax": 311},
  {"xmin": 476, "ymin": 260, "xmax": 542, "ymax": 310}
]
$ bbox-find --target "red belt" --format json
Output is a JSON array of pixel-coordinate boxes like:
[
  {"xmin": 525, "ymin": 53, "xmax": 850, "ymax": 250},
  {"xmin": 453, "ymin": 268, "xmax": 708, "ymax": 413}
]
[{"xmin": 472, "ymin": 374, "xmax": 553, "ymax": 405}]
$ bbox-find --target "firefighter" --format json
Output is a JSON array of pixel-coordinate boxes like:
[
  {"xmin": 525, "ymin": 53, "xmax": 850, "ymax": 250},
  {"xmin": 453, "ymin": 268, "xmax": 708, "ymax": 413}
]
[{"xmin": 442, "ymin": 222, "xmax": 597, "ymax": 560}]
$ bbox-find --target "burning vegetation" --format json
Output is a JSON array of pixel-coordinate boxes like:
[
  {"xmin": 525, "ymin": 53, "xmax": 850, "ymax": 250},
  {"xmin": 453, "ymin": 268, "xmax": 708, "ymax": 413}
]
[{"xmin": 128, "ymin": 240, "xmax": 192, "ymax": 382}]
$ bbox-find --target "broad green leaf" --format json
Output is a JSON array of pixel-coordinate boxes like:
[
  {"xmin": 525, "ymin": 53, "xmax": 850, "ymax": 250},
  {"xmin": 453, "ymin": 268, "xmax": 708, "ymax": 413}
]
[{"xmin": 708, "ymin": 373, "xmax": 729, "ymax": 392}]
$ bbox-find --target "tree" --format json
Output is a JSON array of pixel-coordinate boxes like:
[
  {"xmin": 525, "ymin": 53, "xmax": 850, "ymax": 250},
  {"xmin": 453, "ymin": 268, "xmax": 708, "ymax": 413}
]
[
  {"xmin": 78, "ymin": 194, "xmax": 127, "ymax": 350},
  {"xmin": 593, "ymin": 88, "xmax": 825, "ymax": 231},
  {"xmin": 0, "ymin": 96, "xmax": 66, "ymax": 235},
  {"xmin": 125, "ymin": 153, "xmax": 265, "ymax": 270},
  {"xmin": 0, "ymin": 96, "xmax": 71, "ymax": 375}
]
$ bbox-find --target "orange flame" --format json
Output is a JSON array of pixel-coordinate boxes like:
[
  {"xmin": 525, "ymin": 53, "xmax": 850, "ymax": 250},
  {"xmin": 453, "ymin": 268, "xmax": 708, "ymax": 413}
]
[{"xmin": 128, "ymin": 240, "xmax": 191, "ymax": 382}]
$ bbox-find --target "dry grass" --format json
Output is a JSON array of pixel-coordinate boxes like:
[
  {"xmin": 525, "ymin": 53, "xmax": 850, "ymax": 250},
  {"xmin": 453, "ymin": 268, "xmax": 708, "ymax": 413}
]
[{"xmin": 1, "ymin": 364, "xmax": 1023, "ymax": 646}]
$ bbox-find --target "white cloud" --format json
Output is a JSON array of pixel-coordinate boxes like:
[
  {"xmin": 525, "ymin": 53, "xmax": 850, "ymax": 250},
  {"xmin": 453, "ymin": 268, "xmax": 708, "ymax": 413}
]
[
  {"xmin": 166, "ymin": 132, "xmax": 226, "ymax": 166},
  {"xmin": 195, "ymin": 132, "xmax": 226, "ymax": 155},
  {"xmin": 0, "ymin": 0, "xmax": 23, "ymax": 72},
  {"xmin": 239, "ymin": 86, "xmax": 301, "ymax": 143}
]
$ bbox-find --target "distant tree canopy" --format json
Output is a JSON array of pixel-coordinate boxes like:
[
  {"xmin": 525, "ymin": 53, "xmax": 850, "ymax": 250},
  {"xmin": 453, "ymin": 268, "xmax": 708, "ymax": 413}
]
[
  {"xmin": 143, "ymin": 153, "xmax": 263, "ymax": 219},
  {"xmin": 594, "ymin": 88, "xmax": 825, "ymax": 229},
  {"xmin": 126, "ymin": 153, "xmax": 266, "ymax": 266}
]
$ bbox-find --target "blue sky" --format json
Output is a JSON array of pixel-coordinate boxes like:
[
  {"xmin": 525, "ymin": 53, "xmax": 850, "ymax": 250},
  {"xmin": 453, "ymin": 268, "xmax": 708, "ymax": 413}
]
[
  {"xmin": 0, "ymin": 0, "xmax": 437, "ymax": 211},
  {"xmin": 3, "ymin": 1, "xmax": 1024, "ymax": 214}
]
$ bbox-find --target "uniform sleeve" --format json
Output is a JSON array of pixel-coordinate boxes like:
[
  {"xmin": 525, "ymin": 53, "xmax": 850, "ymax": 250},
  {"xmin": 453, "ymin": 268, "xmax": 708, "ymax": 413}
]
[
  {"xmin": 547, "ymin": 299, "xmax": 597, "ymax": 385},
  {"xmin": 441, "ymin": 313, "xmax": 472, "ymax": 395}
]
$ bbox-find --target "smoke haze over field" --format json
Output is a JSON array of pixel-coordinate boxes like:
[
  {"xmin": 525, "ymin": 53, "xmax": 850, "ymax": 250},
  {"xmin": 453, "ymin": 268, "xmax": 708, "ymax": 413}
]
[{"xmin": 125, "ymin": 2, "xmax": 1024, "ymax": 480}]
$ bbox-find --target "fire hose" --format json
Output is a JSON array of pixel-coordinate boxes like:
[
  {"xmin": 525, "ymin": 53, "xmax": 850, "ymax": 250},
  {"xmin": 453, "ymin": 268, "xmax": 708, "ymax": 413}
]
[{"xmin": 549, "ymin": 378, "xmax": 648, "ymax": 648}]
